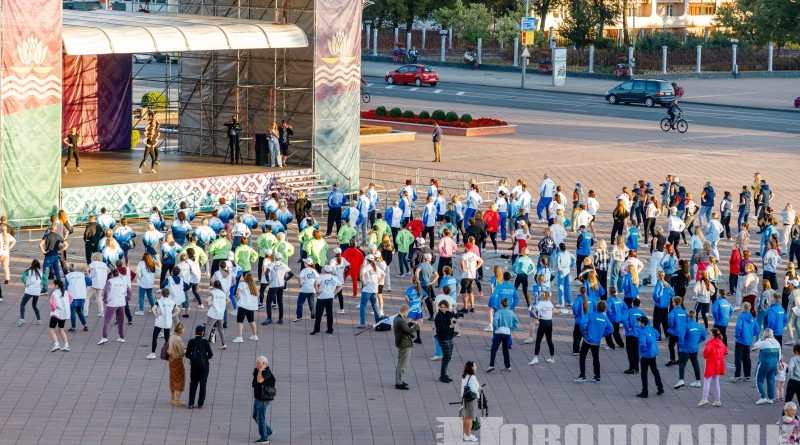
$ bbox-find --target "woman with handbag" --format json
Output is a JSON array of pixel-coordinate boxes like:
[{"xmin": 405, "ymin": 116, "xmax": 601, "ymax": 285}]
[
  {"xmin": 461, "ymin": 361, "xmax": 481, "ymax": 442},
  {"xmin": 253, "ymin": 356, "xmax": 277, "ymax": 443},
  {"xmin": 167, "ymin": 322, "xmax": 186, "ymax": 407}
]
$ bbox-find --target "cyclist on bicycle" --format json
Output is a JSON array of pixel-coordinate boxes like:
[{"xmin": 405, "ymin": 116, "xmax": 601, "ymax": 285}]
[{"xmin": 667, "ymin": 98, "xmax": 683, "ymax": 126}]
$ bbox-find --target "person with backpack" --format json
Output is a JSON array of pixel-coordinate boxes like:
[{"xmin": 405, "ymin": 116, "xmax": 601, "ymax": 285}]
[
  {"xmin": 461, "ymin": 361, "xmax": 481, "ymax": 442},
  {"xmin": 252, "ymin": 355, "xmax": 277, "ymax": 443},
  {"xmin": 186, "ymin": 324, "xmax": 214, "ymax": 409}
]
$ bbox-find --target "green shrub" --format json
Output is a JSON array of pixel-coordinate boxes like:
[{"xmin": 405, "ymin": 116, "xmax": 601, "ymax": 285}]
[
  {"xmin": 459, "ymin": 113, "xmax": 473, "ymax": 123},
  {"xmin": 389, "ymin": 107, "xmax": 402, "ymax": 118},
  {"xmin": 375, "ymin": 106, "xmax": 388, "ymax": 116},
  {"xmin": 444, "ymin": 111, "xmax": 459, "ymax": 122},
  {"xmin": 431, "ymin": 109, "xmax": 446, "ymax": 120},
  {"xmin": 402, "ymin": 110, "xmax": 415, "ymax": 118},
  {"xmin": 635, "ymin": 31, "xmax": 681, "ymax": 51},
  {"xmin": 419, "ymin": 110, "xmax": 431, "ymax": 119},
  {"xmin": 141, "ymin": 91, "xmax": 167, "ymax": 110},
  {"xmin": 131, "ymin": 129, "xmax": 140, "ymax": 147}
]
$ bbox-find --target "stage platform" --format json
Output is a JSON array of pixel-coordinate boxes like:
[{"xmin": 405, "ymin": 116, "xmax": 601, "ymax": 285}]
[{"xmin": 60, "ymin": 150, "xmax": 312, "ymax": 221}]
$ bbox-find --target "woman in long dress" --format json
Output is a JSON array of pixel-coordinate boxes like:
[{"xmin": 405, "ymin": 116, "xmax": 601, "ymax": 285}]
[{"xmin": 168, "ymin": 322, "xmax": 186, "ymax": 407}]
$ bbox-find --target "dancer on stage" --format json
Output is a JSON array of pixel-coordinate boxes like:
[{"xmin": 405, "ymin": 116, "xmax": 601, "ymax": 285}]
[
  {"xmin": 225, "ymin": 115, "xmax": 242, "ymax": 165},
  {"xmin": 139, "ymin": 119, "xmax": 160, "ymax": 174},
  {"xmin": 63, "ymin": 127, "xmax": 81, "ymax": 173}
]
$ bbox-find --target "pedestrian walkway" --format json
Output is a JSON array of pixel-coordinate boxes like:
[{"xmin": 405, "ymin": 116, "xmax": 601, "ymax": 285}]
[{"xmin": 362, "ymin": 61, "xmax": 800, "ymax": 111}]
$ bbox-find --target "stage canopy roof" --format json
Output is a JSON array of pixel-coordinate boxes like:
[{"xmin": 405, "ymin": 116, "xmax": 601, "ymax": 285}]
[{"xmin": 62, "ymin": 10, "xmax": 308, "ymax": 56}]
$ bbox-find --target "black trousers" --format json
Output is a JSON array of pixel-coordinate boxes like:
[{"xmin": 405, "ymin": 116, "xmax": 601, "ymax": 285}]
[
  {"xmin": 668, "ymin": 231, "xmax": 682, "ymax": 258},
  {"xmin": 151, "ymin": 327, "xmax": 171, "ymax": 353},
  {"xmin": 65, "ymin": 147, "xmax": 80, "ymax": 168},
  {"xmin": 579, "ymin": 341, "xmax": 600, "ymax": 379},
  {"xmin": 84, "ymin": 242, "xmax": 96, "ymax": 265},
  {"xmin": 189, "ymin": 367, "xmax": 209, "ymax": 406},
  {"xmin": 313, "ymin": 298, "xmax": 334, "ymax": 333},
  {"xmin": 653, "ymin": 306, "xmax": 669, "ymax": 339},
  {"xmin": 644, "ymin": 217, "xmax": 656, "ymax": 242},
  {"xmin": 534, "ymin": 319, "xmax": 554, "ymax": 356},
  {"xmin": 576, "ymin": 255, "xmax": 587, "ymax": 278},
  {"xmin": 678, "ymin": 351, "xmax": 701, "ymax": 381},
  {"xmin": 227, "ymin": 135, "xmax": 240, "ymax": 164},
  {"xmin": 437, "ymin": 257, "xmax": 453, "ymax": 284},
  {"xmin": 626, "ymin": 336, "xmax": 639, "ymax": 371},
  {"xmin": 668, "ymin": 334, "xmax": 678, "ymax": 361},
  {"xmin": 326, "ymin": 207, "xmax": 342, "ymax": 236},
  {"xmin": 786, "ymin": 379, "xmax": 800, "ymax": 404},
  {"xmin": 139, "ymin": 145, "xmax": 156, "ymax": 170},
  {"xmin": 734, "ymin": 342, "xmax": 752, "ymax": 378},
  {"xmin": 423, "ymin": 285, "xmax": 435, "ymax": 318},
  {"xmin": 721, "ymin": 215, "xmax": 732, "ymax": 238},
  {"xmin": 572, "ymin": 324, "xmax": 582, "ymax": 354},
  {"xmin": 610, "ymin": 221, "xmax": 625, "ymax": 244},
  {"xmin": 514, "ymin": 274, "xmax": 530, "ymax": 306},
  {"xmin": 266, "ymin": 288, "xmax": 284, "ymax": 321},
  {"xmin": 640, "ymin": 357, "xmax": 663, "ymax": 394},
  {"xmin": 713, "ymin": 324, "xmax": 728, "ymax": 347},
  {"xmin": 422, "ymin": 226, "xmax": 435, "ymax": 248},
  {"xmin": 604, "ymin": 322, "xmax": 624, "ymax": 348}
]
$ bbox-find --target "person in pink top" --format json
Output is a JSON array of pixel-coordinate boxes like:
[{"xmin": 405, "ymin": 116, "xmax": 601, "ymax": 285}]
[
  {"xmin": 483, "ymin": 203, "xmax": 501, "ymax": 253},
  {"xmin": 48, "ymin": 279, "xmax": 73, "ymax": 352},
  {"xmin": 437, "ymin": 228, "xmax": 458, "ymax": 280}
]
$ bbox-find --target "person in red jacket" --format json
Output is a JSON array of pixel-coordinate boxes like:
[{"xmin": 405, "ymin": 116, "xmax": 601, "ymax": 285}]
[
  {"xmin": 699, "ymin": 327, "xmax": 728, "ymax": 407},
  {"xmin": 729, "ymin": 247, "xmax": 742, "ymax": 301},
  {"xmin": 341, "ymin": 240, "xmax": 364, "ymax": 297},
  {"xmin": 483, "ymin": 203, "xmax": 501, "ymax": 253},
  {"xmin": 406, "ymin": 218, "xmax": 424, "ymax": 240}
]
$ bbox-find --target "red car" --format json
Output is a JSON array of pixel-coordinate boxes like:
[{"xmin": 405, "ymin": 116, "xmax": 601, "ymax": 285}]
[{"xmin": 384, "ymin": 64, "xmax": 439, "ymax": 87}]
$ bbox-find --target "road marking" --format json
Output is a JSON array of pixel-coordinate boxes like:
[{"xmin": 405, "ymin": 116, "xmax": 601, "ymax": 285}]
[
  {"xmin": 456, "ymin": 92, "xmax": 466, "ymax": 96},
  {"xmin": 433, "ymin": 89, "xmax": 442, "ymax": 94},
  {"xmin": 385, "ymin": 85, "xmax": 394, "ymax": 89},
  {"xmin": 409, "ymin": 87, "xmax": 418, "ymax": 91}
]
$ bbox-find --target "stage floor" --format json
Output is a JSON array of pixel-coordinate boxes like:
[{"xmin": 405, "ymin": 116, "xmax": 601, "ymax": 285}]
[{"xmin": 61, "ymin": 151, "xmax": 298, "ymax": 188}]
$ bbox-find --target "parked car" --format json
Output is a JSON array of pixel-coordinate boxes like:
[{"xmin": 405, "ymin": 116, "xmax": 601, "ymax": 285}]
[
  {"xmin": 605, "ymin": 79, "xmax": 675, "ymax": 107},
  {"xmin": 384, "ymin": 64, "xmax": 439, "ymax": 87},
  {"xmin": 133, "ymin": 54, "xmax": 153, "ymax": 64},
  {"xmin": 153, "ymin": 52, "xmax": 181, "ymax": 63}
]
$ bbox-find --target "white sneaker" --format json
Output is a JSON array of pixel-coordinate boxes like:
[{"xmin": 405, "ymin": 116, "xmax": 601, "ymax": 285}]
[
  {"xmin": 230, "ymin": 310, "xmax": 238, "ymax": 316},
  {"xmin": 529, "ymin": 358, "xmax": 539, "ymax": 365},
  {"xmin": 98, "ymin": 338, "xmax": 108, "ymax": 345},
  {"xmin": 50, "ymin": 343, "xmax": 61, "ymax": 352},
  {"xmin": 560, "ymin": 309, "xmax": 570, "ymax": 315},
  {"xmin": 430, "ymin": 356, "xmax": 443, "ymax": 361},
  {"xmin": 674, "ymin": 380, "xmax": 685, "ymax": 389},
  {"xmin": 63, "ymin": 167, "xmax": 68, "ymax": 173},
  {"xmin": 198, "ymin": 304, "xmax": 205, "ymax": 309},
  {"xmin": 233, "ymin": 337, "xmax": 244, "ymax": 343},
  {"xmin": 756, "ymin": 398, "xmax": 768, "ymax": 405},
  {"xmin": 146, "ymin": 353, "xmax": 157, "ymax": 359},
  {"xmin": 767, "ymin": 399, "xmax": 774, "ymax": 404},
  {"xmin": 336, "ymin": 309, "xmax": 345, "ymax": 314},
  {"xmin": 463, "ymin": 434, "xmax": 478, "ymax": 442},
  {"xmin": 698, "ymin": 399, "xmax": 709, "ymax": 407},
  {"xmin": 733, "ymin": 306, "xmax": 741, "ymax": 311},
  {"xmin": 138, "ymin": 168, "xmax": 143, "ymax": 174},
  {"xmin": 249, "ymin": 335, "xmax": 258, "ymax": 341},
  {"xmin": 221, "ymin": 344, "xmax": 227, "ymax": 349},
  {"xmin": 293, "ymin": 318, "xmax": 302, "ymax": 323},
  {"xmin": 151, "ymin": 169, "xmax": 157, "ymax": 174},
  {"xmin": 712, "ymin": 400, "xmax": 722, "ymax": 407},
  {"xmin": 116, "ymin": 338, "xmax": 126, "ymax": 343},
  {"xmin": 158, "ymin": 331, "xmax": 164, "ymax": 338},
  {"xmin": 546, "ymin": 358, "xmax": 555, "ymax": 363},
  {"xmin": 602, "ymin": 345, "xmax": 612, "ymax": 351},
  {"xmin": 523, "ymin": 337, "xmax": 534, "ymax": 344},
  {"xmin": 483, "ymin": 325, "xmax": 492, "ymax": 332},
  {"xmin": 60, "ymin": 344, "xmax": 70, "ymax": 352},
  {"xmin": 785, "ymin": 339, "xmax": 796, "ymax": 345},
  {"xmin": 97, "ymin": 313, "xmax": 103, "ymax": 317},
  {"xmin": 134, "ymin": 311, "xmax": 144, "ymax": 315},
  {"xmin": 690, "ymin": 381, "xmax": 702, "ymax": 388}
]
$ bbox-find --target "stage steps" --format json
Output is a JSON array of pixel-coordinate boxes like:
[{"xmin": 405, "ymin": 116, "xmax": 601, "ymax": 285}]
[{"xmin": 274, "ymin": 173, "xmax": 334, "ymax": 206}]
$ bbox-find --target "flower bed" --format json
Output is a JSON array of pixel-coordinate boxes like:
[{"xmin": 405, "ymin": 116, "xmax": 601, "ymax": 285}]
[{"xmin": 360, "ymin": 109, "xmax": 507, "ymax": 128}]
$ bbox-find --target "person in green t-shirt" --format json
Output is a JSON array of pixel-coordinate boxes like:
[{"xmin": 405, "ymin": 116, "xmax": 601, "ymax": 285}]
[
  {"xmin": 395, "ymin": 228, "xmax": 415, "ymax": 277},
  {"xmin": 234, "ymin": 238, "xmax": 258, "ymax": 275},
  {"xmin": 337, "ymin": 220, "xmax": 357, "ymax": 251},
  {"xmin": 305, "ymin": 230, "xmax": 329, "ymax": 271},
  {"xmin": 208, "ymin": 230, "xmax": 232, "ymax": 276},
  {"xmin": 273, "ymin": 232, "xmax": 294, "ymax": 265}
]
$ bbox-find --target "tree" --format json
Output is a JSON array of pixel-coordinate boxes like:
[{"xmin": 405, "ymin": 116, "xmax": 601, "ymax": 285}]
[
  {"xmin": 434, "ymin": 0, "xmax": 494, "ymax": 43},
  {"xmin": 558, "ymin": 0, "xmax": 598, "ymax": 48},
  {"xmin": 714, "ymin": 0, "xmax": 800, "ymax": 48},
  {"xmin": 365, "ymin": 0, "xmax": 445, "ymax": 30},
  {"xmin": 493, "ymin": 5, "xmax": 524, "ymax": 46},
  {"xmin": 590, "ymin": 0, "xmax": 621, "ymax": 37}
]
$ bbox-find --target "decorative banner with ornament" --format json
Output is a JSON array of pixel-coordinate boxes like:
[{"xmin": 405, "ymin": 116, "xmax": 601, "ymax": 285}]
[{"xmin": 0, "ymin": 0, "xmax": 63, "ymax": 219}]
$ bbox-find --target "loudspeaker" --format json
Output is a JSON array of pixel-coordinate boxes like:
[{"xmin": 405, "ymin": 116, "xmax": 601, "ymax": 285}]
[{"xmin": 254, "ymin": 133, "xmax": 268, "ymax": 166}]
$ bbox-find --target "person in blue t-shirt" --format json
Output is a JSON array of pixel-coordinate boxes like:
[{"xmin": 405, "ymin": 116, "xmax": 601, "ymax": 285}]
[{"xmin": 406, "ymin": 284, "xmax": 426, "ymax": 343}]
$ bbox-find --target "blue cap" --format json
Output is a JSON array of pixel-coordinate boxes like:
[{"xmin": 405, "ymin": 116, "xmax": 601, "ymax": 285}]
[
  {"xmin": 575, "ymin": 183, "xmax": 581, "ymax": 187},
  {"xmin": 645, "ymin": 182, "xmax": 651, "ymax": 187}
]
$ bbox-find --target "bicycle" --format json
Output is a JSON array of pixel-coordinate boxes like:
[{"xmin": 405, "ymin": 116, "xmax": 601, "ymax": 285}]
[
  {"xmin": 660, "ymin": 112, "xmax": 688, "ymax": 133},
  {"xmin": 360, "ymin": 86, "xmax": 370, "ymax": 103}
]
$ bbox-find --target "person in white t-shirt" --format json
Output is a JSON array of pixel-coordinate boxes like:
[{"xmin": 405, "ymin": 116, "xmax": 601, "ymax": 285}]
[
  {"xmin": 147, "ymin": 288, "xmax": 180, "ymax": 359},
  {"xmin": 65, "ymin": 264, "xmax": 91, "ymax": 332},
  {"xmin": 0, "ymin": 224, "xmax": 16, "ymax": 284},
  {"xmin": 311, "ymin": 264, "xmax": 344, "ymax": 335},
  {"xmin": 135, "ymin": 253, "xmax": 161, "ymax": 315},
  {"xmin": 296, "ymin": 259, "xmax": 319, "ymax": 321},
  {"xmin": 87, "ymin": 252, "xmax": 109, "ymax": 318},
  {"xmin": 528, "ymin": 291, "xmax": 556, "ymax": 365},
  {"xmin": 233, "ymin": 273, "xmax": 259, "ymax": 342},
  {"xmin": 329, "ymin": 248, "xmax": 350, "ymax": 314},
  {"xmin": 460, "ymin": 248, "xmax": 484, "ymax": 313},
  {"xmin": 263, "ymin": 253, "xmax": 291, "ymax": 325},
  {"xmin": 47, "ymin": 280, "xmax": 72, "ymax": 352},
  {"xmin": 358, "ymin": 255, "xmax": 385, "ymax": 328},
  {"xmin": 205, "ymin": 280, "xmax": 229, "ymax": 349}
]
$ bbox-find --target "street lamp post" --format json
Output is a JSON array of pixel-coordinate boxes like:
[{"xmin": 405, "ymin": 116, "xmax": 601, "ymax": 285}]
[
  {"xmin": 440, "ymin": 30, "xmax": 447, "ymax": 62},
  {"xmin": 731, "ymin": 38, "xmax": 739, "ymax": 78}
]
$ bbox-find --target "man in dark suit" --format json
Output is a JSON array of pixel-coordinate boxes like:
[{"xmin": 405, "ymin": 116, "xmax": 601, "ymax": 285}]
[
  {"xmin": 186, "ymin": 325, "xmax": 214, "ymax": 408},
  {"xmin": 393, "ymin": 305, "xmax": 419, "ymax": 390},
  {"xmin": 83, "ymin": 215, "xmax": 102, "ymax": 265},
  {"xmin": 225, "ymin": 115, "xmax": 242, "ymax": 165}
]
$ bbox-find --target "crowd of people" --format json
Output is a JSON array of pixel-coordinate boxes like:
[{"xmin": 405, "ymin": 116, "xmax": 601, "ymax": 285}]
[{"xmin": 3, "ymin": 170, "xmax": 799, "ymax": 443}]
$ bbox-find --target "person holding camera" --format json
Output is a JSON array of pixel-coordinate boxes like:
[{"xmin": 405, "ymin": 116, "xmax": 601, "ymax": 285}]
[
  {"xmin": 461, "ymin": 361, "xmax": 481, "ymax": 442},
  {"xmin": 393, "ymin": 304, "xmax": 420, "ymax": 390},
  {"xmin": 252, "ymin": 356, "xmax": 276, "ymax": 443},
  {"xmin": 434, "ymin": 300, "xmax": 457, "ymax": 383}
]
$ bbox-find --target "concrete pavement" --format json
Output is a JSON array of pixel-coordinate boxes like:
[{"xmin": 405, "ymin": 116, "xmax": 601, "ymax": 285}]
[{"xmin": 362, "ymin": 60, "xmax": 800, "ymax": 112}]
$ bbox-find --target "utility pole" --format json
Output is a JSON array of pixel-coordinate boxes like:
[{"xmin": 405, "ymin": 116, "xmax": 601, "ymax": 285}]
[{"xmin": 521, "ymin": 0, "xmax": 530, "ymax": 89}]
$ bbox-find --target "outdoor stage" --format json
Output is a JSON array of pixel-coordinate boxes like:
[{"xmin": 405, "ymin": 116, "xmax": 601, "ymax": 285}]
[{"xmin": 60, "ymin": 150, "xmax": 312, "ymax": 221}]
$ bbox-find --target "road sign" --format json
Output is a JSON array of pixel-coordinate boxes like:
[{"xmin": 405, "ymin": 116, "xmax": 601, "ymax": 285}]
[
  {"xmin": 521, "ymin": 47, "xmax": 530, "ymax": 58},
  {"xmin": 521, "ymin": 17, "xmax": 536, "ymax": 31},
  {"xmin": 521, "ymin": 31, "xmax": 534, "ymax": 45}
]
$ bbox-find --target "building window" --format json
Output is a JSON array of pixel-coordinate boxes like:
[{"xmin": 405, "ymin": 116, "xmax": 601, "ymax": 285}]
[
  {"xmin": 667, "ymin": 5, "xmax": 674, "ymax": 16},
  {"xmin": 689, "ymin": 3, "xmax": 716, "ymax": 14}
]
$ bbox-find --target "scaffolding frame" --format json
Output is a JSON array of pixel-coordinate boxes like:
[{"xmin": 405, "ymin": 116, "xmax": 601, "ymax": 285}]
[{"xmin": 177, "ymin": 0, "xmax": 315, "ymax": 167}]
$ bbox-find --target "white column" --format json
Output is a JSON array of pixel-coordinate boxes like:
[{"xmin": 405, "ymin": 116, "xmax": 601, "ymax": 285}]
[
  {"xmin": 768, "ymin": 42, "xmax": 774, "ymax": 72},
  {"xmin": 732, "ymin": 43, "xmax": 738, "ymax": 76},
  {"xmin": 628, "ymin": 45, "xmax": 635, "ymax": 77},
  {"xmin": 661, "ymin": 45, "xmax": 668, "ymax": 74},
  {"xmin": 477, "ymin": 38, "xmax": 483, "ymax": 65},
  {"xmin": 365, "ymin": 24, "xmax": 371, "ymax": 49},
  {"xmin": 448, "ymin": 29, "xmax": 453, "ymax": 49},
  {"xmin": 406, "ymin": 32, "xmax": 412, "ymax": 52},
  {"xmin": 513, "ymin": 37, "xmax": 519, "ymax": 67},
  {"xmin": 696, "ymin": 45, "xmax": 702, "ymax": 73},
  {"xmin": 394, "ymin": 27, "xmax": 399, "ymax": 45},
  {"xmin": 588, "ymin": 44, "xmax": 595, "ymax": 73},
  {"xmin": 440, "ymin": 33, "xmax": 446, "ymax": 62},
  {"xmin": 372, "ymin": 30, "xmax": 378, "ymax": 56},
  {"xmin": 422, "ymin": 28, "xmax": 427, "ymax": 49}
]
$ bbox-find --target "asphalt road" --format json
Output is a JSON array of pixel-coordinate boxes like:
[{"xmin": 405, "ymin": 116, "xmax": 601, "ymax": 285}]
[{"xmin": 363, "ymin": 75, "xmax": 800, "ymax": 135}]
